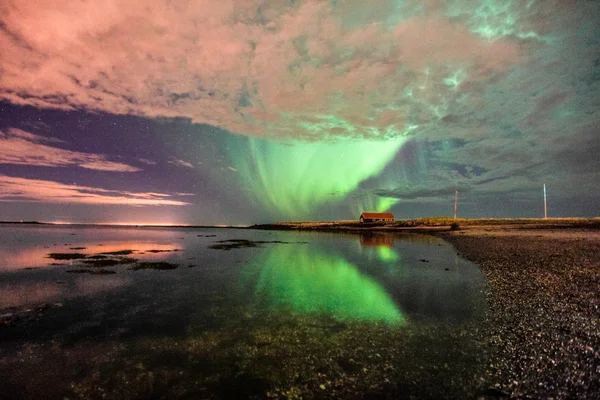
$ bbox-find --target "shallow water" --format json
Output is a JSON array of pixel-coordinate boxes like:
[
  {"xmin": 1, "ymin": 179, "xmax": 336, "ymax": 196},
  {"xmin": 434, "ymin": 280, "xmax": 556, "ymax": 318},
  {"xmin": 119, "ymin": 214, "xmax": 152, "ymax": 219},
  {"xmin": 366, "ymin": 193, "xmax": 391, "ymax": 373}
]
[{"xmin": 0, "ymin": 224, "xmax": 488, "ymax": 398}]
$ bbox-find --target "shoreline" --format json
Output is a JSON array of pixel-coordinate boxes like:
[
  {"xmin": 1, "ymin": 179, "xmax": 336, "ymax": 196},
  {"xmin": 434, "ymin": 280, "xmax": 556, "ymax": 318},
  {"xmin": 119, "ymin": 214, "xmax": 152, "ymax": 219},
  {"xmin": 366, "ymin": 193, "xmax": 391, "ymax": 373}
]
[
  {"xmin": 249, "ymin": 218, "xmax": 600, "ymax": 233},
  {"xmin": 2, "ymin": 218, "xmax": 599, "ymax": 231},
  {"xmin": 250, "ymin": 222, "xmax": 600, "ymax": 398}
]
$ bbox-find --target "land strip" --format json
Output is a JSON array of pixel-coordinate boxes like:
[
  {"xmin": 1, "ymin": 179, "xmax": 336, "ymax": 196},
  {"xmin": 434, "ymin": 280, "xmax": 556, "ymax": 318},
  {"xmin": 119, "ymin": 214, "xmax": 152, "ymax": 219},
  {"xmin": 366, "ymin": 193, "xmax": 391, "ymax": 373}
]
[{"xmin": 250, "ymin": 218, "xmax": 599, "ymax": 233}]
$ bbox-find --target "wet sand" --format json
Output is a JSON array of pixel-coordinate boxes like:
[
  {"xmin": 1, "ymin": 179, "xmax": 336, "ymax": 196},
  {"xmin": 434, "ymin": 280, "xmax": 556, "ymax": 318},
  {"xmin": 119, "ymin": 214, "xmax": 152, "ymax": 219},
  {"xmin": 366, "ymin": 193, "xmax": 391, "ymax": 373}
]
[{"xmin": 436, "ymin": 226, "xmax": 600, "ymax": 398}]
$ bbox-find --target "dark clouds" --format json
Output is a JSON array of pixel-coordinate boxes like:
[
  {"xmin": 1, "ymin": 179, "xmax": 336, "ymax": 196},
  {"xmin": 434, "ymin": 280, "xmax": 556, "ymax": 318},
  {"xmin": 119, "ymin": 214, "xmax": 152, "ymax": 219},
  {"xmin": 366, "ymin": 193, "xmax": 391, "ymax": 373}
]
[
  {"xmin": 0, "ymin": 0, "xmax": 526, "ymax": 140},
  {"xmin": 0, "ymin": 0, "xmax": 599, "ymax": 222},
  {"xmin": 375, "ymin": 185, "xmax": 470, "ymax": 200}
]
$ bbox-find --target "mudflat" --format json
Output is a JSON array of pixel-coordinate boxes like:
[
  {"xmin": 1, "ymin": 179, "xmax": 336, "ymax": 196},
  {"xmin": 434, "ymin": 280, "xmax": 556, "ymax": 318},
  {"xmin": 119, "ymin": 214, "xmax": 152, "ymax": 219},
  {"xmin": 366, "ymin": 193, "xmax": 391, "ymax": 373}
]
[{"xmin": 436, "ymin": 226, "xmax": 599, "ymax": 398}]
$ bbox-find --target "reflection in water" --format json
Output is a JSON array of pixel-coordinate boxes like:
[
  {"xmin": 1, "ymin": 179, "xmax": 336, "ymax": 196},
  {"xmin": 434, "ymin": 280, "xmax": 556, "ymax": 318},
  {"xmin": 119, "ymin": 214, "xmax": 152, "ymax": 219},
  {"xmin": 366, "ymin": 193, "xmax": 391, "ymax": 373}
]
[
  {"xmin": 354, "ymin": 232, "xmax": 485, "ymax": 322},
  {"xmin": 374, "ymin": 246, "xmax": 400, "ymax": 262},
  {"xmin": 0, "ymin": 276, "xmax": 129, "ymax": 308},
  {"xmin": 0, "ymin": 241, "xmax": 180, "ymax": 271},
  {"xmin": 0, "ymin": 227, "xmax": 487, "ymax": 400},
  {"xmin": 359, "ymin": 233, "xmax": 401, "ymax": 263},
  {"xmin": 245, "ymin": 245, "xmax": 404, "ymax": 324},
  {"xmin": 0, "ymin": 282, "xmax": 62, "ymax": 308},
  {"xmin": 359, "ymin": 232, "xmax": 444, "ymax": 246},
  {"xmin": 359, "ymin": 234, "xmax": 395, "ymax": 247}
]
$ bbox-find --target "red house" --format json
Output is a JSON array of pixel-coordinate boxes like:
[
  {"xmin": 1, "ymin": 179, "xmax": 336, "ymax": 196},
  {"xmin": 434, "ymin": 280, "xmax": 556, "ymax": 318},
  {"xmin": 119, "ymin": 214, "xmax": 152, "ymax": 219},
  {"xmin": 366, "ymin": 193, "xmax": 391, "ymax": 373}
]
[{"xmin": 359, "ymin": 212, "xmax": 394, "ymax": 223}]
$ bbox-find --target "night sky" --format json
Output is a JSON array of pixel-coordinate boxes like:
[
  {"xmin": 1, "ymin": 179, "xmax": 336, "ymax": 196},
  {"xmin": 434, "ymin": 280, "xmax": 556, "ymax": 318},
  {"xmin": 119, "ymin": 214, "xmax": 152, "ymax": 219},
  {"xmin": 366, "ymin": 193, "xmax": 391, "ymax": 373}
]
[{"xmin": 1, "ymin": 0, "xmax": 599, "ymax": 225}]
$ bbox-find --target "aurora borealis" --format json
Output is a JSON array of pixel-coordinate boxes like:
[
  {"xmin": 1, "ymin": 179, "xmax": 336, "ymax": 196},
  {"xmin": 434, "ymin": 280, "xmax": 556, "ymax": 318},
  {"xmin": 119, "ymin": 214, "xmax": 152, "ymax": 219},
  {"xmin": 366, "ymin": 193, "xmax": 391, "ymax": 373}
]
[
  {"xmin": 0, "ymin": 0, "xmax": 599, "ymax": 224},
  {"xmin": 228, "ymin": 136, "xmax": 404, "ymax": 218},
  {"xmin": 244, "ymin": 245, "xmax": 404, "ymax": 323}
]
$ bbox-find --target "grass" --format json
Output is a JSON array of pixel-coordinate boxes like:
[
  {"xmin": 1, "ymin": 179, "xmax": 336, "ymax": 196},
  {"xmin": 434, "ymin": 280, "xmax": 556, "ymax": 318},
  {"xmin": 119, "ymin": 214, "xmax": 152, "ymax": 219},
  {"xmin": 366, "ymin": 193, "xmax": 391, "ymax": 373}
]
[
  {"xmin": 251, "ymin": 217, "xmax": 599, "ymax": 231},
  {"xmin": 394, "ymin": 217, "xmax": 596, "ymax": 227}
]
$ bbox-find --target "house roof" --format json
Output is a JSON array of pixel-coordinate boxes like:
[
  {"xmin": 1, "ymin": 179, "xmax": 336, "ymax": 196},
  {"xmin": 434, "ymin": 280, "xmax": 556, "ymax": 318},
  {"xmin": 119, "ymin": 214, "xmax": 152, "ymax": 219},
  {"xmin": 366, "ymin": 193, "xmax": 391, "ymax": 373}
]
[{"xmin": 360, "ymin": 212, "xmax": 394, "ymax": 219}]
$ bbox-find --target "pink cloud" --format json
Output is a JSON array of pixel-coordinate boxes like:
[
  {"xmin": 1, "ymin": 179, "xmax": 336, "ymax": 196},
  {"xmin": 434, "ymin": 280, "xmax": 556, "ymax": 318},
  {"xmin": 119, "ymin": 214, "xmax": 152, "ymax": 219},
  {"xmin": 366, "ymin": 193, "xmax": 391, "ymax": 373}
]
[
  {"xmin": 138, "ymin": 158, "xmax": 157, "ymax": 165},
  {"xmin": 168, "ymin": 158, "xmax": 194, "ymax": 169},
  {"xmin": 0, "ymin": 128, "xmax": 141, "ymax": 172},
  {"xmin": 0, "ymin": 0, "xmax": 531, "ymax": 140},
  {"xmin": 0, "ymin": 175, "xmax": 190, "ymax": 206},
  {"xmin": 6, "ymin": 127, "xmax": 65, "ymax": 143}
]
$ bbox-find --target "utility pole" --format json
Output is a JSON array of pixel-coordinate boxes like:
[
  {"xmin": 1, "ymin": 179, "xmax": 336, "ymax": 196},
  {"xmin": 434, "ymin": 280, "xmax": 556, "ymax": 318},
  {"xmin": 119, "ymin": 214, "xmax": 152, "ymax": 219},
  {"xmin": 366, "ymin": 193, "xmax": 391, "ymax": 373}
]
[
  {"xmin": 453, "ymin": 190, "xmax": 458, "ymax": 220},
  {"xmin": 543, "ymin": 184, "xmax": 547, "ymax": 219}
]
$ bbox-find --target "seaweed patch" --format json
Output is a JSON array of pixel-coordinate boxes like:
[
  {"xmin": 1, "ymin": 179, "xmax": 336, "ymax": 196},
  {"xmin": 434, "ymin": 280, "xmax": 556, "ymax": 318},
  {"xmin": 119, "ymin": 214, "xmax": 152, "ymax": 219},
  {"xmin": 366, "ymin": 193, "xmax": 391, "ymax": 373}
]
[
  {"xmin": 47, "ymin": 253, "xmax": 87, "ymax": 260},
  {"xmin": 130, "ymin": 262, "xmax": 179, "ymax": 271}
]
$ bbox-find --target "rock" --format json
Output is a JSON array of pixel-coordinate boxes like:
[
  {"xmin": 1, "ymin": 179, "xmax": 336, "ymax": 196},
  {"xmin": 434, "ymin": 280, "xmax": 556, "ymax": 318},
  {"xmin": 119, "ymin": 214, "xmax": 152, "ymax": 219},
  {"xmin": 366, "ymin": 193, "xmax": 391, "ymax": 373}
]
[
  {"xmin": 129, "ymin": 262, "xmax": 178, "ymax": 271},
  {"xmin": 47, "ymin": 253, "xmax": 87, "ymax": 260}
]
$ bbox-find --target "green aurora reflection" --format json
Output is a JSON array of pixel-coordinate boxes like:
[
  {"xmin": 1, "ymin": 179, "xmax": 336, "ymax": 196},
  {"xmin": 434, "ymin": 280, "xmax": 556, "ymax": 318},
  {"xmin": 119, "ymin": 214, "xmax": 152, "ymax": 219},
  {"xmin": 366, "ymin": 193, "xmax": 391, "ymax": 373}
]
[
  {"xmin": 375, "ymin": 246, "xmax": 400, "ymax": 263},
  {"xmin": 229, "ymin": 137, "xmax": 405, "ymax": 219},
  {"xmin": 245, "ymin": 245, "xmax": 405, "ymax": 324}
]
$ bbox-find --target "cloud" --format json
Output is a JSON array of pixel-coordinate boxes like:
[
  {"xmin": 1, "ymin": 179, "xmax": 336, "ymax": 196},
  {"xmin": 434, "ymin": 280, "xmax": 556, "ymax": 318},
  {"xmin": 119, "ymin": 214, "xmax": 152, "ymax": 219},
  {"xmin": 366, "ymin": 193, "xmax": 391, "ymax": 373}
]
[
  {"xmin": 375, "ymin": 185, "xmax": 469, "ymax": 200},
  {"xmin": 0, "ymin": 128, "xmax": 141, "ymax": 172},
  {"xmin": 138, "ymin": 158, "xmax": 157, "ymax": 165},
  {"xmin": 0, "ymin": 0, "xmax": 534, "ymax": 141},
  {"xmin": 1, "ymin": 0, "xmax": 599, "ymax": 219},
  {"xmin": 168, "ymin": 157, "xmax": 194, "ymax": 169},
  {"xmin": 0, "ymin": 175, "xmax": 190, "ymax": 206},
  {"xmin": 5, "ymin": 127, "xmax": 64, "ymax": 144}
]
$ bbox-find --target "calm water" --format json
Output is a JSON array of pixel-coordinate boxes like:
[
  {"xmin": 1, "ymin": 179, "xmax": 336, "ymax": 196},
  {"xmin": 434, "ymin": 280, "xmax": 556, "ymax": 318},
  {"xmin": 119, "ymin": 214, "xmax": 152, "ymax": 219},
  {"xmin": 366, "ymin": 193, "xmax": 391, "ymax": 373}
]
[{"xmin": 0, "ymin": 224, "xmax": 488, "ymax": 399}]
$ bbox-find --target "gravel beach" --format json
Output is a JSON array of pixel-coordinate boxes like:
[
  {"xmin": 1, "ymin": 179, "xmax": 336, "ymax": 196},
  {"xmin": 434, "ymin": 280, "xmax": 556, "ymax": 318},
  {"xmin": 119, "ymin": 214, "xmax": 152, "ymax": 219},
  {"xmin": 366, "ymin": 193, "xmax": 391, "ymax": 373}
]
[{"xmin": 437, "ymin": 226, "xmax": 600, "ymax": 399}]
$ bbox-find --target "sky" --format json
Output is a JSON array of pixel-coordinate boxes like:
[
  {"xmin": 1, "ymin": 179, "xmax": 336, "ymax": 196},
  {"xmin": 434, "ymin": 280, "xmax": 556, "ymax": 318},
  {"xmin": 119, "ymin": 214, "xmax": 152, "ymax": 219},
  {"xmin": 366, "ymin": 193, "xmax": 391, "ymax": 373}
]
[{"xmin": 0, "ymin": 0, "xmax": 599, "ymax": 225}]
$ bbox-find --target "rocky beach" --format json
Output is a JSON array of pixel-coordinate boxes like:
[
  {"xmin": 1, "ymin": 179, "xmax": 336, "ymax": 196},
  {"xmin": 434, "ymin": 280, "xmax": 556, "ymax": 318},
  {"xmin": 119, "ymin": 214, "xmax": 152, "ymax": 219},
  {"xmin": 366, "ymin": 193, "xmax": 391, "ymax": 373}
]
[{"xmin": 436, "ymin": 226, "xmax": 600, "ymax": 398}]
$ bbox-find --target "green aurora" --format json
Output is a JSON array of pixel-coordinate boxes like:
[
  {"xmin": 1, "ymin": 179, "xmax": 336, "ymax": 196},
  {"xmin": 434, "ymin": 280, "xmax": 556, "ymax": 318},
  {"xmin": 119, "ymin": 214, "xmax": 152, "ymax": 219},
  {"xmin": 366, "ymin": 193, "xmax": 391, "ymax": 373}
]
[
  {"xmin": 219, "ymin": 2, "xmax": 549, "ymax": 221},
  {"xmin": 229, "ymin": 137, "xmax": 405, "ymax": 219},
  {"xmin": 244, "ymin": 244, "xmax": 404, "ymax": 324},
  {"xmin": 374, "ymin": 246, "xmax": 400, "ymax": 263}
]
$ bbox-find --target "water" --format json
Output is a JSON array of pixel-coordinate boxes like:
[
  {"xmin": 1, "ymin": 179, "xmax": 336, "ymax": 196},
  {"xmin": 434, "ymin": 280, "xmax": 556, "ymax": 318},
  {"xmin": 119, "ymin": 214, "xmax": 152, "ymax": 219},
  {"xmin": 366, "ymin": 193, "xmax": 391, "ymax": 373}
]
[{"xmin": 0, "ymin": 224, "xmax": 488, "ymax": 399}]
